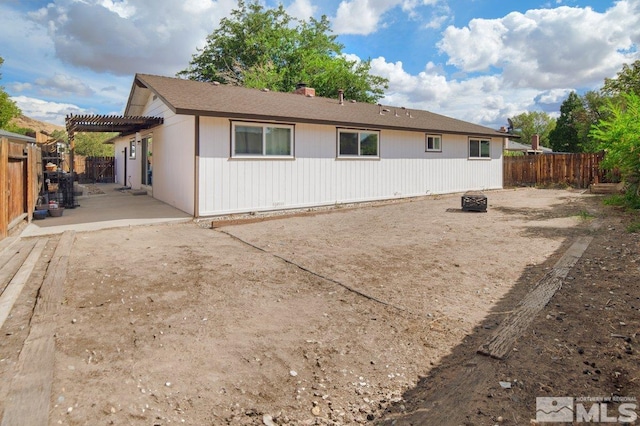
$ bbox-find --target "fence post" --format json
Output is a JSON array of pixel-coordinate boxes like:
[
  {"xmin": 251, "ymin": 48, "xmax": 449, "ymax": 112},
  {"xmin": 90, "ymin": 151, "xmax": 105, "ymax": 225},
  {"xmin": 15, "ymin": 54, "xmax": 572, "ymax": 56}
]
[{"xmin": 0, "ymin": 138, "xmax": 8, "ymax": 238}]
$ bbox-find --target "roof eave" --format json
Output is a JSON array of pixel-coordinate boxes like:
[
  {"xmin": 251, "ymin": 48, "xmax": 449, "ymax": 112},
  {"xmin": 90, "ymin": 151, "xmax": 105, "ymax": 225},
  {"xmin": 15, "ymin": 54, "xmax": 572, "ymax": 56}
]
[
  {"xmin": 125, "ymin": 74, "xmax": 178, "ymax": 117},
  {"xmin": 173, "ymin": 108, "xmax": 506, "ymax": 138}
]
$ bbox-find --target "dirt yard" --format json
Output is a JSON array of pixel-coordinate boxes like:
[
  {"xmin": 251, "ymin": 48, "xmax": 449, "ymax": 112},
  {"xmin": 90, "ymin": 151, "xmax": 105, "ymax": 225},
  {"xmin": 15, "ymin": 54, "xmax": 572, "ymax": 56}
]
[{"xmin": 0, "ymin": 187, "xmax": 638, "ymax": 425}]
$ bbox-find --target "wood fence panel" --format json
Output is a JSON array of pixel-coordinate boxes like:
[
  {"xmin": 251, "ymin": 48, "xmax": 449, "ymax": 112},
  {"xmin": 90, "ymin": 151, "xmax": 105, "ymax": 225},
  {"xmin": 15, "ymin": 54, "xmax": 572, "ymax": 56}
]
[
  {"xmin": 7, "ymin": 159, "xmax": 25, "ymax": 226},
  {"xmin": 504, "ymin": 152, "xmax": 611, "ymax": 188},
  {"xmin": 83, "ymin": 156, "xmax": 115, "ymax": 183},
  {"xmin": 63, "ymin": 154, "xmax": 114, "ymax": 183},
  {"xmin": 0, "ymin": 138, "xmax": 7, "ymax": 238},
  {"xmin": 1, "ymin": 138, "xmax": 40, "ymax": 239}
]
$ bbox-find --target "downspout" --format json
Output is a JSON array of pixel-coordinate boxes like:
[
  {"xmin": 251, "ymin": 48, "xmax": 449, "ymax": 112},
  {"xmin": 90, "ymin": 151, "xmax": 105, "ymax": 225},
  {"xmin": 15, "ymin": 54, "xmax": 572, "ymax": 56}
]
[{"xmin": 194, "ymin": 116, "xmax": 200, "ymax": 219}]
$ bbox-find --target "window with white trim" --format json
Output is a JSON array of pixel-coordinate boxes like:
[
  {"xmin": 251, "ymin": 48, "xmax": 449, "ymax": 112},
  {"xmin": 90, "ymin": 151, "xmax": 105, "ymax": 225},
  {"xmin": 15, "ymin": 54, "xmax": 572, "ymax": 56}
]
[
  {"xmin": 232, "ymin": 122, "xmax": 294, "ymax": 157},
  {"xmin": 338, "ymin": 129, "xmax": 379, "ymax": 157},
  {"xmin": 469, "ymin": 138, "xmax": 491, "ymax": 159},
  {"xmin": 426, "ymin": 134, "xmax": 442, "ymax": 152}
]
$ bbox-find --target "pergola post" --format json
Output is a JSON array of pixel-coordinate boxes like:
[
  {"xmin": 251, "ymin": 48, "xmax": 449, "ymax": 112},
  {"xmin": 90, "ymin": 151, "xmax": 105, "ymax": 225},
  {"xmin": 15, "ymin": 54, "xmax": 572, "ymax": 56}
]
[{"xmin": 69, "ymin": 130, "xmax": 75, "ymax": 189}]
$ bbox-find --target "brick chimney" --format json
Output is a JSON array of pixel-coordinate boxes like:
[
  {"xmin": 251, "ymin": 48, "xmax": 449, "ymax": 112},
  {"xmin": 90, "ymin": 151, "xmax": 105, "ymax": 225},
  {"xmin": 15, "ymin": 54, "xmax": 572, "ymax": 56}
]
[
  {"xmin": 531, "ymin": 134, "xmax": 540, "ymax": 151},
  {"xmin": 294, "ymin": 82, "xmax": 315, "ymax": 97}
]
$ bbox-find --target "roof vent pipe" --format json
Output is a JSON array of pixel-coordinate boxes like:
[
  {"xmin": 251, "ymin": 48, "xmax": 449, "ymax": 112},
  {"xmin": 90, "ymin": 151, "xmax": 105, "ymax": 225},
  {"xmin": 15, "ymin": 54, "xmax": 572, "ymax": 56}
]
[{"xmin": 338, "ymin": 89, "xmax": 344, "ymax": 105}]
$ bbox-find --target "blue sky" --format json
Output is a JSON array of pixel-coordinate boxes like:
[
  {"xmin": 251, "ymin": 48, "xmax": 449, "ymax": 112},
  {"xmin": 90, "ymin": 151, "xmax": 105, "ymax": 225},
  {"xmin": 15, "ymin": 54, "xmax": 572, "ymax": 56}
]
[{"xmin": 0, "ymin": 0, "xmax": 638, "ymax": 129}]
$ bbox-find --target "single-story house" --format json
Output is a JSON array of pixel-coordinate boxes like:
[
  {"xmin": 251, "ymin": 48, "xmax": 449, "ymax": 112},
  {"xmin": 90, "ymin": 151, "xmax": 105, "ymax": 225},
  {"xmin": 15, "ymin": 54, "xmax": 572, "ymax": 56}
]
[{"xmin": 106, "ymin": 73, "xmax": 508, "ymax": 217}]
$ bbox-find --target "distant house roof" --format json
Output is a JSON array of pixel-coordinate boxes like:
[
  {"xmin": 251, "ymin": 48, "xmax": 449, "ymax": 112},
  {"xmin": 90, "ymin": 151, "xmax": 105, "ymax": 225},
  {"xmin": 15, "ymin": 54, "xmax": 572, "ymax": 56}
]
[
  {"xmin": 0, "ymin": 129, "xmax": 36, "ymax": 143},
  {"xmin": 505, "ymin": 139, "xmax": 553, "ymax": 153},
  {"xmin": 126, "ymin": 73, "xmax": 507, "ymax": 139}
]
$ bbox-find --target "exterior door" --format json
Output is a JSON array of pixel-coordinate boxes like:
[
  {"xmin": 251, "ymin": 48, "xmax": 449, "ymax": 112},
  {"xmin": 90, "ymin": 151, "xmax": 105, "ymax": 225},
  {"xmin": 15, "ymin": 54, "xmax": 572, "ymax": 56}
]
[{"xmin": 141, "ymin": 136, "xmax": 152, "ymax": 186}]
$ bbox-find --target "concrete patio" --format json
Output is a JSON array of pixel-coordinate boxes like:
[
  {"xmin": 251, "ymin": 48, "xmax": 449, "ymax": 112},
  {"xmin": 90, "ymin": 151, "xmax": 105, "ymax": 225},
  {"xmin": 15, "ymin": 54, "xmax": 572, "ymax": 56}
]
[{"xmin": 20, "ymin": 183, "xmax": 192, "ymax": 237}]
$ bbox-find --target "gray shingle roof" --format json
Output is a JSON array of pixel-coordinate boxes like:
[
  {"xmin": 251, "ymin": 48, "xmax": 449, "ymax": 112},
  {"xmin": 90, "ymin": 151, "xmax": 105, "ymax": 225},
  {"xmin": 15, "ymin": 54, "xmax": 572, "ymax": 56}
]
[
  {"xmin": 0, "ymin": 129, "xmax": 36, "ymax": 143},
  {"xmin": 127, "ymin": 73, "xmax": 507, "ymax": 138},
  {"xmin": 505, "ymin": 139, "xmax": 553, "ymax": 153}
]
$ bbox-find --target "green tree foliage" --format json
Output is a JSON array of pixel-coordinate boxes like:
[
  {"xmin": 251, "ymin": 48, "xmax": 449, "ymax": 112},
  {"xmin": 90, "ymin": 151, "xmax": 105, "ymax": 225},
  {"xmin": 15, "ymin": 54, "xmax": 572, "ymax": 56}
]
[
  {"xmin": 549, "ymin": 92, "xmax": 584, "ymax": 152},
  {"xmin": 547, "ymin": 91, "xmax": 607, "ymax": 153},
  {"xmin": 4, "ymin": 123, "xmax": 33, "ymax": 135},
  {"xmin": 603, "ymin": 60, "xmax": 640, "ymax": 96},
  {"xmin": 578, "ymin": 90, "xmax": 610, "ymax": 152},
  {"xmin": 0, "ymin": 57, "xmax": 21, "ymax": 129},
  {"xmin": 508, "ymin": 111, "xmax": 556, "ymax": 147},
  {"xmin": 178, "ymin": 0, "xmax": 388, "ymax": 103},
  {"xmin": 74, "ymin": 132, "xmax": 116, "ymax": 157},
  {"xmin": 591, "ymin": 92, "xmax": 640, "ymax": 204}
]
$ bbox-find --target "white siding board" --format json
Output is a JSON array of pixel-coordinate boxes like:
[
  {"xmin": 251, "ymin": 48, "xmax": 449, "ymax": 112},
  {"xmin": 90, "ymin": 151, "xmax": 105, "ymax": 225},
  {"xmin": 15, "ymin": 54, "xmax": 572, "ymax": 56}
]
[{"xmin": 195, "ymin": 119, "xmax": 502, "ymax": 217}]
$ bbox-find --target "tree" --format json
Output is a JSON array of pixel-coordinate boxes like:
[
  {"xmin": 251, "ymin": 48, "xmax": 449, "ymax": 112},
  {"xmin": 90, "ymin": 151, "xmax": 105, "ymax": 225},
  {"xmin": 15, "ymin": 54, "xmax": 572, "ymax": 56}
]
[
  {"xmin": 549, "ymin": 92, "xmax": 585, "ymax": 152},
  {"xmin": 74, "ymin": 132, "xmax": 116, "ymax": 157},
  {"xmin": 590, "ymin": 92, "xmax": 640, "ymax": 201},
  {"xmin": 577, "ymin": 90, "xmax": 610, "ymax": 152},
  {"xmin": 603, "ymin": 60, "xmax": 640, "ymax": 96},
  {"xmin": 178, "ymin": 0, "xmax": 388, "ymax": 103},
  {"xmin": 508, "ymin": 111, "xmax": 555, "ymax": 147},
  {"xmin": 0, "ymin": 57, "xmax": 21, "ymax": 129}
]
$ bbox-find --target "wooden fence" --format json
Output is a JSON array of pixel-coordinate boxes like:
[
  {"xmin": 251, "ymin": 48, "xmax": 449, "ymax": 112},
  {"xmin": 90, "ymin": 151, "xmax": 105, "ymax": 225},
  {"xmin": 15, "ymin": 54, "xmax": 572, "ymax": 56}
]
[
  {"xmin": 1, "ymin": 137, "xmax": 41, "ymax": 238},
  {"xmin": 503, "ymin": 152, "xmax": 615, "ymax": 188},
  {"xmin": 64, "ymin": 154, "xmax": 115, "ymax": 183}
]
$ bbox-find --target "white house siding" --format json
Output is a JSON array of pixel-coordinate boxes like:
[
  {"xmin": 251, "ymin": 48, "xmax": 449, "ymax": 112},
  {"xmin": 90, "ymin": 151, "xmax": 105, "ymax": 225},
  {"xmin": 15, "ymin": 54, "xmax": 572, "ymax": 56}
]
[
  {"xmin": 113, "ymin": 137, "xmax": 141, "ymax": 188},
  {"xmin": 114, "ymin": 96, "xmax": 196, "ymax": 215},
  {"xmin": 149, "ymin": 112, "xmax": 195, "ymax": 216},
  {"xmin": 198, "ymin": 119, "xmax": 503, "ymax": 217}
]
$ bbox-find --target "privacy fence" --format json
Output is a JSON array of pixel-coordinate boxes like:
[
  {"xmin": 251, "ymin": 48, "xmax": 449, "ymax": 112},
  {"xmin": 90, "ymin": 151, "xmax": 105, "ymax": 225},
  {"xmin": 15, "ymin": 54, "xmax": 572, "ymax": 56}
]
[
  {"xmin": 1, "ymin": 137, "xmax": 41, "ymax": 238},
  {"xmin": 503, "ymin": 152, "xmax": 617, "ymax": 188},
  {"xmin": 63, "ymin": 154, "xmax": 115, "ymax": 183}
]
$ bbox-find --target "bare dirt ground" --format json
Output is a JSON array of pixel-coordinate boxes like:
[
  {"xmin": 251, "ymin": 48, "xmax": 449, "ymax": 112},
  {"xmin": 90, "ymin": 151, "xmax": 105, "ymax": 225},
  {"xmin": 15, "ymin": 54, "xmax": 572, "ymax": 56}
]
[{"xmin": 0, "ymin": 187, "xmax": 638, "ymax": 425}]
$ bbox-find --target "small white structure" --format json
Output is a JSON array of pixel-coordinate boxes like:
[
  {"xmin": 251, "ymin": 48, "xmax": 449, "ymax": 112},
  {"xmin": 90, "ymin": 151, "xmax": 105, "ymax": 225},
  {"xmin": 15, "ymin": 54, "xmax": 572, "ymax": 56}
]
[{"xmin": 112, "ymin": 74, "xmax": 507, "ymax": 217}]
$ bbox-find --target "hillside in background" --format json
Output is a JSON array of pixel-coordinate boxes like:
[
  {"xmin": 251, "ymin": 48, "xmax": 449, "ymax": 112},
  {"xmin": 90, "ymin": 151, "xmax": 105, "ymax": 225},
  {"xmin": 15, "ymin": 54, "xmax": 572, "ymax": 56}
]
[{"xmin": 9, "ymin": 114, "xmax": 64, "ymax": 135}]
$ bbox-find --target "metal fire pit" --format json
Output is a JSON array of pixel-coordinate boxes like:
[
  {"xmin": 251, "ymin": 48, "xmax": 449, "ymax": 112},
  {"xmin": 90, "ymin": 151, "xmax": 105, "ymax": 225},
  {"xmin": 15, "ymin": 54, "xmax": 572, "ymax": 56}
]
[{"xmin": 461, "ymin": 191, "xmax": 487, "ymax": 212}]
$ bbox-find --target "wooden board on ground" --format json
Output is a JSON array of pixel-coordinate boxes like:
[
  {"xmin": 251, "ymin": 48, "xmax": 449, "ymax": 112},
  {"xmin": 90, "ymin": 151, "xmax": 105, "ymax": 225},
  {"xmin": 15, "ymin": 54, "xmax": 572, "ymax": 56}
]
[
  {"xmin": 0, "ymin": 239, "xmax": 46, "ymax": 331},
  {"xmin": 477, "ymin": 235, "xmax": 593, "ymax": 359},
  {"xmin": 1, "ymin": 231, "xmax": 75, "ymax": 426}
]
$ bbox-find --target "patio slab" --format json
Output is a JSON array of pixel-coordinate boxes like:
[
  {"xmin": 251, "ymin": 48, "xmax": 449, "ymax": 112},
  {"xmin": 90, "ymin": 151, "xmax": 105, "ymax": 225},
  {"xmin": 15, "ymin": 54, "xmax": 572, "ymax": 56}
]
[{"xmin": 20, "ymin": 184, "xmax": 192, "ymax": 237}]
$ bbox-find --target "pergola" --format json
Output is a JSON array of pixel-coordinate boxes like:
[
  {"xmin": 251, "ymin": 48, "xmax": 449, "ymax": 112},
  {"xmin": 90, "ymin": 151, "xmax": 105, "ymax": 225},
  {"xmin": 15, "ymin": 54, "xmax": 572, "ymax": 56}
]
[
  {"xmin": 65, "ymin": 114, "xmax": 163, "ymax": 137},
  {"xmin": 63, "ymin": 114, "xmax": 163, "ymax": 205}
]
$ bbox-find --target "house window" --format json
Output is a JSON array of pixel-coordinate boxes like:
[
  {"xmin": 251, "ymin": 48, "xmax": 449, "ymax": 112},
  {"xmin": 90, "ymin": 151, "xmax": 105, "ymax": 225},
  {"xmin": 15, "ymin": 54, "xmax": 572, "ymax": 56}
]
[
  {"xmin": 129, "ymin": 139, "xmax": 136, "ymax": 159},
  {"xmin": 426, "ymin": 134, "xmax": 442, "ymax": 152},
  {"xmin": 469, "ymin": 138, "xmax": 491, "ymax": 159},
  {"xmin": 338, "ymin": 129, "xmax": 379, "ymax": 157},
  {"xmin": 232, "ymin": 122, "xmax": 293, "ymax": 157}
]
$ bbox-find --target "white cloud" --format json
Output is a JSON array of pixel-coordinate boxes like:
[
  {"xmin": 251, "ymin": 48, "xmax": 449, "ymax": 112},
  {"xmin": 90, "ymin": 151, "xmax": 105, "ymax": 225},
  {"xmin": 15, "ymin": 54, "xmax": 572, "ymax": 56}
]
[
  {"xmin": 425, "ymin": 13, "xmax": 448, "ymax": 29},
  {"xmin": 332, "ymin": 0, "xmax": 445, "ymax": 34},
  {"xmin": 438, "ymin": 19, "xmax": 507, "ymax": 72},
  {"xmin": 34, "ymin": 73, "xmax": 95, "ymax": 98},
  {"xmin": 286, "ymin": 0, "xmax": 318, "ymax": 20},
  {"xmin": 333, "ymin": 0, "xmax": 396, "ymax": 35},
  {"xmin": 100, "ymin": 0, "xmax": 136, "ymax": 19},
  {"xmin": 0, "ymin": 5, "xmax": 56, "ymax": 76},
  {"xmin": 26, "ymin": 0, "xmax": 238, "ymax": 76},
  {"xmin": 9, "ymin": 82, "xmax": 34, "ymax": 93},
  {"xmin": 11, "ymin": 96, "xmax": 89, "ymax": 126},
  {"xmin": 438, "ymin": 1, "xmax": 640, "ymax": 90},
  {"xmin": 369, "ymin": 55, "xmax": 548, "ymax": 128}
]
